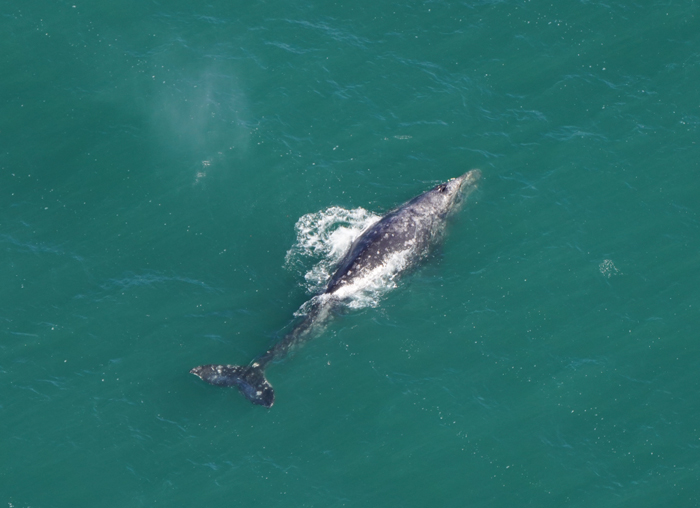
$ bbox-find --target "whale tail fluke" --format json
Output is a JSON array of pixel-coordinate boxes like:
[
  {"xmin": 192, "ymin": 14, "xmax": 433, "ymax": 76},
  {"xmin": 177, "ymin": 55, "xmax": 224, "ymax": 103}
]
[{"xmin": 190, "ymin": 363, "xmax": 274, "ymax": 408}]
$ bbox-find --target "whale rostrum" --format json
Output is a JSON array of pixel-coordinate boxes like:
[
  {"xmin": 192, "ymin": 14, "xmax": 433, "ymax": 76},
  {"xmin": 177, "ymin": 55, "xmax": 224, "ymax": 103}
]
[{"xmin": 190, "ymin": 170, "xmax": 481, "ymax": 407}]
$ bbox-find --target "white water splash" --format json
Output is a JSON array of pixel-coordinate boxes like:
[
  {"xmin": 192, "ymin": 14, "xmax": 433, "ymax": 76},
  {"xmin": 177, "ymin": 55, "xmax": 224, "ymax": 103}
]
[
  {"xmin": 285, "ymin": 206, "xmax": 396, "ymax": 307},
  {"xmin": 329, "ymin": 248, "xmax": 413, "ymax": 309}
]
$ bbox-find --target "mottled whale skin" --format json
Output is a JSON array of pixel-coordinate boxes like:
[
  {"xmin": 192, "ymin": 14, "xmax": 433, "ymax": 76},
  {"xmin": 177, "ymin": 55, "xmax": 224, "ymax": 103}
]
[{"xmin": 191, "ymin": 169, "xmax": 481, "ymax": 408}]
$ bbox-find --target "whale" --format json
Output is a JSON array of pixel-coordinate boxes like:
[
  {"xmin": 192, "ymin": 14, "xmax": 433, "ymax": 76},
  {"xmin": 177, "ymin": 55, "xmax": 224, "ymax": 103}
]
[{"xmin": 190, "ymin": 169, "xmax": 481, "ymax": 407}]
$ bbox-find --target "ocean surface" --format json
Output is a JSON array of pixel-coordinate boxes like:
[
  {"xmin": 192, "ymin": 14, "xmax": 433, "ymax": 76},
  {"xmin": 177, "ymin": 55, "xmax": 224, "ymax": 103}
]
[{"xmin": 2, "ymin": 0, "xmax": 699, "ymax": 506}]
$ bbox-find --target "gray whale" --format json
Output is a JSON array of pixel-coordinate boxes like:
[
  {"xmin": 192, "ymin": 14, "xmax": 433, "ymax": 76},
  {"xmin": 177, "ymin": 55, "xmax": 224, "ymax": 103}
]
[{"xmin": 191, "ymin": 169, "xmax": 481, "ymax": 407}]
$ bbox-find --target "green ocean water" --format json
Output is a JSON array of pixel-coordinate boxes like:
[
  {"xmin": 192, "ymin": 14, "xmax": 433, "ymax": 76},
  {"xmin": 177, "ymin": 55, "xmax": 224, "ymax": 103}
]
[{"xmin": 2, "ymin": 0, "xmax": 700, "ymax": 506}]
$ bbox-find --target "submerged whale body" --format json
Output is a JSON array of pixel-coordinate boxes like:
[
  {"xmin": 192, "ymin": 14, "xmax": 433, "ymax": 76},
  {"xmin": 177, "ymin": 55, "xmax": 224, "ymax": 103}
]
[{"xmin": 190, "ymin": 169, "xmax": 481, "ymax": 407}]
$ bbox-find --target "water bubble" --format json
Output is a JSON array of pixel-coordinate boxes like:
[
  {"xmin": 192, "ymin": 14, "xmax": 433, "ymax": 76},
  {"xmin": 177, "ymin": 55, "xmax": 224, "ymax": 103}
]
[{"xmin": 599, "ymin": 259, "xmax": 620, "ymax": 278}]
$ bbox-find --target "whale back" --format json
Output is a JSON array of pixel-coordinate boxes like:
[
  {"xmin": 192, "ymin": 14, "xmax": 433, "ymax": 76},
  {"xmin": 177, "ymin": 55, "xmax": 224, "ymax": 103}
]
[{"xmin": 326, "ymin": 178, "xmax": 467, "ymax": 295}]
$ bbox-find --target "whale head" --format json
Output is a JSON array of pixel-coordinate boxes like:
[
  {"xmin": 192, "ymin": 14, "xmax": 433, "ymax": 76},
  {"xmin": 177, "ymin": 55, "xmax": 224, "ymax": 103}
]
[{"xmin": 425, "ymin": 169, "xmax": 481, "ymax": 218}]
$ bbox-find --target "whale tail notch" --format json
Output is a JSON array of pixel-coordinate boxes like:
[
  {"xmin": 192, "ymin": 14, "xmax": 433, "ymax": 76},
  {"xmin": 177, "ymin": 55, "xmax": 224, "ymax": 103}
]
[{"xmin": 190, "ymin": 362, "xmax": 274, "ymax": 408}]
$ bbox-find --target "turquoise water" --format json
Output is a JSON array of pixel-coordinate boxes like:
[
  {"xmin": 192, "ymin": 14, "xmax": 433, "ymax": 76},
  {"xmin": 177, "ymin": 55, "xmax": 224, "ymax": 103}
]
[{"xmin": 2, "ymin": 0, "xmax": 699, "ymax": 505}]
